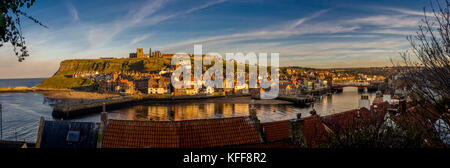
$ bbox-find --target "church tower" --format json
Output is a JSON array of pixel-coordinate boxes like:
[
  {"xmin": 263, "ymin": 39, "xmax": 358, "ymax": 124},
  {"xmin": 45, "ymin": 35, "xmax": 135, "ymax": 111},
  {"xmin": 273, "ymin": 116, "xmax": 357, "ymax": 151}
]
[{"xmin": 137, "ymin": 48, "xmax": 144, "ymax": 58}]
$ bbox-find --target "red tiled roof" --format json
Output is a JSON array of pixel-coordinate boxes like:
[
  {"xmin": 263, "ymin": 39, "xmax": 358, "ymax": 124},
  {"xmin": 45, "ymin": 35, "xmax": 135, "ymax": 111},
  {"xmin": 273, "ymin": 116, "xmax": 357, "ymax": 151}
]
[
  {"xmin": 393, "ymin": 104, "xmax": 440, "ymax": 130},
  {"xmin": 321, "ymin": 107, "xmax": 385, "ymax": 134},
  {"xmin": 303, "ymin": 115, "xmax": 327, "ymax": 148},
  {"xmin": 321, "ymin": 109, "xmax": 359, "ymax": 132},
  {"xmin": 261, "ymin": 120, "xmax": 290, "ymax": 142},
  {"xmin": 162, "ymin": 54, "xmax": 174, "ymax": 57},
  {"xmin": 371, "ymin": 102, "xmax": 391, "ymax": 117},
  {"xmin": 101, "ymin": 117, "xmax": 262, "ymax": 148},
  {"xmin": 372, "ymin": 97, "xmax": 384, "ymax": 105}
]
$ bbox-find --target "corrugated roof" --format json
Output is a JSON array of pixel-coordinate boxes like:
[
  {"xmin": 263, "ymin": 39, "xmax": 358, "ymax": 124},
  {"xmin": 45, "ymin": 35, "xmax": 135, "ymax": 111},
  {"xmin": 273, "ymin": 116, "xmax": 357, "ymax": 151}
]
[{"xmin": 101, "ymin": 116, "xmax": 262, "ymax": 148}]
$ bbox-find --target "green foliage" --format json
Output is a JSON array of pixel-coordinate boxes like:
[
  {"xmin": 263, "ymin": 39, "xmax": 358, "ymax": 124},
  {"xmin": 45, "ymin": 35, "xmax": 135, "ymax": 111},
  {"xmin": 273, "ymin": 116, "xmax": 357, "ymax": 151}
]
[
  {"xmin": 1, "ymin": 0, "xmax": 47, "ymax": 62},
  {"xmin": 37, "ymin": 75, "xmax": 95, "ymax": 90}
]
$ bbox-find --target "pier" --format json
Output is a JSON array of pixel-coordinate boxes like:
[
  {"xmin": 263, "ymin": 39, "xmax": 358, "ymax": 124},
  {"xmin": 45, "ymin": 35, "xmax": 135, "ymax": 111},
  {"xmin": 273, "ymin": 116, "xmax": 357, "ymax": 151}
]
[
  {"xmin": 276, "ymin": 95, "xmax": 314, "ymax": 106},
  {"xmin": 302, "ymin": 88, "xmax": 331, "ymax": 95}
]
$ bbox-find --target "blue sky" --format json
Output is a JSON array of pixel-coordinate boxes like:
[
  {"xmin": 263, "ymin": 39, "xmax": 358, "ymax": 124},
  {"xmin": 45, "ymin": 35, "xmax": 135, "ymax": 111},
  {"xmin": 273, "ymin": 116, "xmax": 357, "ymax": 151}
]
[{"xmin": 0, "ymin": 0, "xmax": 433, "ymax": 78}]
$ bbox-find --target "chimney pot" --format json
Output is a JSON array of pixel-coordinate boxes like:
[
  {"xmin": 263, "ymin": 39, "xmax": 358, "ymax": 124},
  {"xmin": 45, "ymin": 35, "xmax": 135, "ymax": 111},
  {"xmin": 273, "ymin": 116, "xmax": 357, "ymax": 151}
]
[
  {"xmin": 288, "ymin": 118, "xmax": 305, "ymax": 145},
  {"xmin": 100, "ymin": 112, "xmax": 108, "ymax": 123},
  {"xmin": 310, "ymin": 109, "xmax": 317, "ymax": 116}
]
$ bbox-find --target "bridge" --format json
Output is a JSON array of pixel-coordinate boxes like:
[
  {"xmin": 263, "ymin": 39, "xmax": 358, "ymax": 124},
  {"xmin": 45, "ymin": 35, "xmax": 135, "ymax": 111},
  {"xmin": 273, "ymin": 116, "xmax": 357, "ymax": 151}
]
[{"xmin": 332, "ymin": 81, "xmax": 370, "ymax": 89}]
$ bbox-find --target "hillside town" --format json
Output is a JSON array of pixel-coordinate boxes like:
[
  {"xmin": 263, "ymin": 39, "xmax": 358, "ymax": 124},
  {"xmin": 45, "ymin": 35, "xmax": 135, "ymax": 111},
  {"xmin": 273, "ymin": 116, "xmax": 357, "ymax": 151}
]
[
  {"xmin": 2, "ymin": 0, "xmax": 450, "ymax": 160},
  {"xmin": 69, "ymin": 48, "xmax": 388, "ymax": 97}
]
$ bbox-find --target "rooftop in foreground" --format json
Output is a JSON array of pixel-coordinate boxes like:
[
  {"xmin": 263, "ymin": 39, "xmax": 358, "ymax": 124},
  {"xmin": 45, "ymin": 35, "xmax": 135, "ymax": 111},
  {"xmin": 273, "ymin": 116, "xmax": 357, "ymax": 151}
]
[{"xmin": 35, "ymin": 100, "xmax": 444, "ymax": 148}]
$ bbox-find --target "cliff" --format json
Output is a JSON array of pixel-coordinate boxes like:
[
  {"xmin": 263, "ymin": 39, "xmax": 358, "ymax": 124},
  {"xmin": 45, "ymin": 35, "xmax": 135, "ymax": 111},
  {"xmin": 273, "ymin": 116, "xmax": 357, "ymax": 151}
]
[{"xmin": 36, "ymin": 58, "xmax": 172, "ymax": 90}]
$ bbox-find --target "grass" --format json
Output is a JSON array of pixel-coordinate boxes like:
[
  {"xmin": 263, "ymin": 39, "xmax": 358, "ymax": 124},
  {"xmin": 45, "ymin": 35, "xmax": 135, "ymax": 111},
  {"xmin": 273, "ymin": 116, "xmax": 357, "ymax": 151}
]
[
  {"xmin": 37, "ymin": 75, "xmax": 95, "ymax": 89},
  {"xmin": 36, "ymin": 58, "xmax": 172, "ymax": 90}
]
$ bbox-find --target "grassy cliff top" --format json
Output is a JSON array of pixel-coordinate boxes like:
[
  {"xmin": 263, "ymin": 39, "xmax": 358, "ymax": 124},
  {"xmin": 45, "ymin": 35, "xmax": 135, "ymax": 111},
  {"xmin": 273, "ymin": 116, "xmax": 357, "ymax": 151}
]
[
  {"xmin": 57, "ymin": 58, "xmax": 172, "ymax": 74},
  {"xmin": 37, "ymin": 58, "xmax": 172, "ymax": 90}
]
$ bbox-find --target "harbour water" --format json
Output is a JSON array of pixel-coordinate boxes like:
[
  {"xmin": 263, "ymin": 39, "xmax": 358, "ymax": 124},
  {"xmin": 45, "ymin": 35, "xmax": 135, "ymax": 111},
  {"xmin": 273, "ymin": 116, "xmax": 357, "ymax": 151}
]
[{"xmin": 0, "ymin": 78, "xmax": 377, "ymax": 142}]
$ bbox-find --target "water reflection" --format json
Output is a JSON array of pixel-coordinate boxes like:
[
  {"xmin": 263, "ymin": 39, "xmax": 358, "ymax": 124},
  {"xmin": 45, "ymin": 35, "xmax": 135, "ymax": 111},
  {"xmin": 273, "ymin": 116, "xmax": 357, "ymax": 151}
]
[
  {"xmin": 108, "ymin": 103, "xmax": 251, "ymax": 121},
  {"xmin": 106, "ymin": 102, "xmax": 328, "ymax": 123},
  {"xmin": 105, "ymin": 87, "xmax": 379, "ymax": 123},
  {"xmin": 0, "ymin": 86, "xmax": 380, "ymax": 142}
]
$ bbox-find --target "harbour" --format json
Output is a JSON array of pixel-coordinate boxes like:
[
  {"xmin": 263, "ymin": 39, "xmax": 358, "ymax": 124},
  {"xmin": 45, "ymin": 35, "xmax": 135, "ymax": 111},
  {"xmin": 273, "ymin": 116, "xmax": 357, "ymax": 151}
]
[{"xmin": 0, "ymin": 79, "xmax": 379, "ymax": 143}]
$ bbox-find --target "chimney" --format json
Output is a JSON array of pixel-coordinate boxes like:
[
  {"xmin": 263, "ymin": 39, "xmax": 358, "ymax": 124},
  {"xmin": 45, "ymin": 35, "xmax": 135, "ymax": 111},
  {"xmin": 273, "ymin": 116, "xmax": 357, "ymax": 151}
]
[
  {"xmin": 399, "ymin": 99, "xmax": 406, "ymax": 114},
  {"xmin": 310, "ymin": 109, "xmax": 317, "ymax": 116},
  {"xmin": 169, "ymin": 109, "xmax": 175, "ymax": 121},
  {"xmin": 100, "ymin": 112, "xmax": 108, "ymax": 124},
  {"xmin": 249, "ymin": 100, "xmax": 258, "ymax": 120},
  {"xmin": 288, "ymin": 117, "xmax": 305, "ymax": 145},
  {"xmin": 249, "ymin": 100, "xmax": 264, "ymax": 143},
  {"xmin": 296, "ymin": 113, "xmax": 302, "ymax": 119},
  {"xmin": 358, "ymin": 94, "xmax": 370, "ymax": 110},
  {"xmin": 357, "ymin": 108, "xmax": 361, "ymax": 118},
  {"xmin": 97, "ymin": 112, "xmax": 108, "ymax": 148},
  {"xmin": 102, "ymin": 102, "xmax": 106, "ymax": 113}
]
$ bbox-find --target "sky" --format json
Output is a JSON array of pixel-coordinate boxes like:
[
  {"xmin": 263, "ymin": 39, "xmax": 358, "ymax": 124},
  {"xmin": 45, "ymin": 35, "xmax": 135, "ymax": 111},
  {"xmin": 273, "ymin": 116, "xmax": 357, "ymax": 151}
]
[{"xmin": 0, "ymin": 0, "xmax": 435, "ymax": 78}]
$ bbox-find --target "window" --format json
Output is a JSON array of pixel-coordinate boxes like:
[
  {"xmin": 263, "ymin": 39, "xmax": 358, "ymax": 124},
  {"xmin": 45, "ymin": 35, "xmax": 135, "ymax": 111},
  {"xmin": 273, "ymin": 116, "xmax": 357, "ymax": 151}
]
[{"xmin": 66, "ymin": 130, "xmax": 80, "ymax": 143}]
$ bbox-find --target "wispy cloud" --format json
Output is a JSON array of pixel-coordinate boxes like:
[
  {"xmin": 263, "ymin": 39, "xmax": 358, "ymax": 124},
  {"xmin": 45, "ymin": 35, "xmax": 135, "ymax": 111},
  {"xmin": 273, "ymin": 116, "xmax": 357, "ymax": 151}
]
[
  {"xmin": 287, "ymin": 9, "xmax": 330, "ymax": 29},
  {"xmin": 184, "ymin": 0, "xmax": 228, "ymax": 14},
  {"xmin": 379, "ymin": 7, "xmax": 433, "ymax": 16},
  {"xmin": 370, "ymin": 29, "xmax": 414, "ymax": 35},
  {"xmin": 130, "ymin": 34, "xmax": 152, "ymax": 45},
  {"xmin": 346, "ymin": 15, "xmax": 419, "ymax": 28},
  {"xmin": 66, "ymin": 1, "xmax": 79, "ymax": 21},
  {"xmin": 86, "ymin": 0, "xmax": 166, "ymax": 47},
  {"xmin": 160, "ymin": 9, "xmax": 349, "ymax": 51},
  {"xmin": 86, "ymin": 0, "xmax": 227, "ymax": 48}
]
